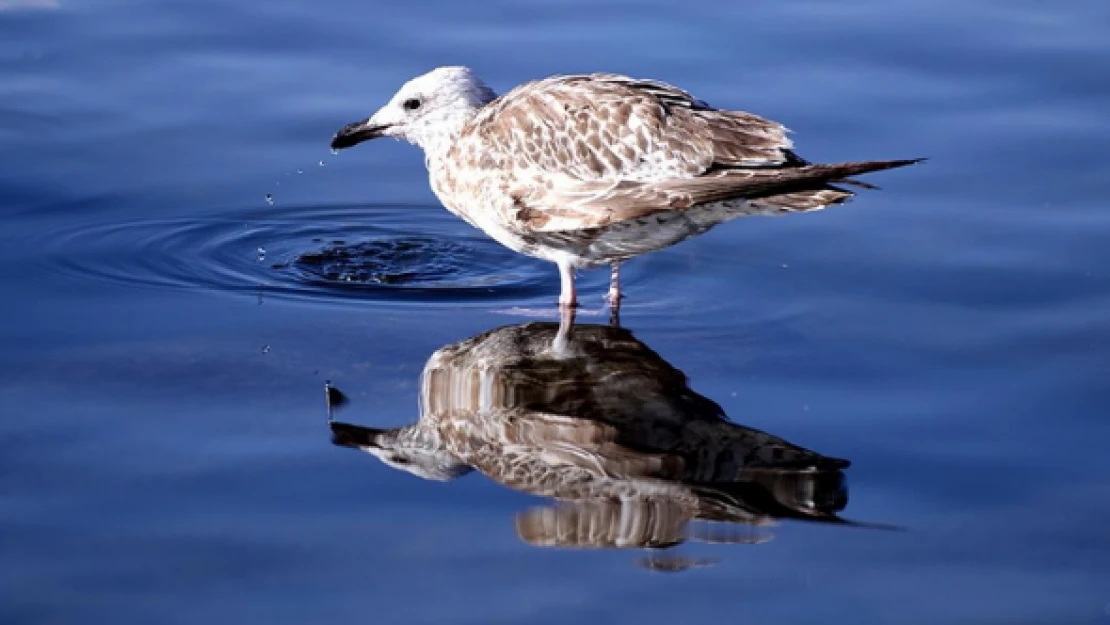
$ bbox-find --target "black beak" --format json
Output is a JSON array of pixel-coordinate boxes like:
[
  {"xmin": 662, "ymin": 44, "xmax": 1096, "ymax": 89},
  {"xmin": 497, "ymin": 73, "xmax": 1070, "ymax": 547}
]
[
  {"xmin": 330, "ymin": 421, "xmax": 384, "ymax": 449},
  {"xmin": 330, "ymin": 119, "xmax": 389, "ymax": 150}
]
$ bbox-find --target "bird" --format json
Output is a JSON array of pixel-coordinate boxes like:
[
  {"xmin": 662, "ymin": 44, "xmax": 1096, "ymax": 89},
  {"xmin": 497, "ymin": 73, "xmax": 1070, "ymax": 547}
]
[
  {"xmin": 330, "ymin": 66, "xmax": 922, "ymax": 309},
  {"xmin": 329, "ymin": 316, "xmax": 855, "ymax": 550}
]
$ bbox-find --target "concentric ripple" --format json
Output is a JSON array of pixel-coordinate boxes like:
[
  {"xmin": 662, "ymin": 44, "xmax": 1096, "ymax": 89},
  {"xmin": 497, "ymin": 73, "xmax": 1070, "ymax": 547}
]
[{"xmin": 37, "ymin": 204, "xmax": 552, "ymax": 305}]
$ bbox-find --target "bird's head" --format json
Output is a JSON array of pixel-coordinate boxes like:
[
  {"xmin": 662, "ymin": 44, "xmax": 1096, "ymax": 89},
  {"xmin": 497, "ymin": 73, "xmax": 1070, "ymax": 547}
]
[
  {"xmin": 330, "ymin": 420, "xmax": 473, "ymax": 482},
  {"xmin": 330, "ymin": 66, "xmax": 497, "ymax": 153}
]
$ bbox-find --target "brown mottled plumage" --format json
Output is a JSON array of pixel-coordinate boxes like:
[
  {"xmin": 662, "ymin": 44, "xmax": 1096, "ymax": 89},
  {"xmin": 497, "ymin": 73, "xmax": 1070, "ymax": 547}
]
[
  {"xmin": 331, "ymin": 66, "xmax": 922, "ymax": 306},
  {"xmin": 330, "ymin": 317, "xmax": 853, "ymax": 551}
]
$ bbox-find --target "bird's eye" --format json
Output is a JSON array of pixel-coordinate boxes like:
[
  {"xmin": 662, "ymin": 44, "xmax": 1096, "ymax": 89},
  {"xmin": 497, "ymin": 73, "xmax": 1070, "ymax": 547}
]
[{"xmin": 403, "ymin": 98, "xmax": 422, "ymax": 111}]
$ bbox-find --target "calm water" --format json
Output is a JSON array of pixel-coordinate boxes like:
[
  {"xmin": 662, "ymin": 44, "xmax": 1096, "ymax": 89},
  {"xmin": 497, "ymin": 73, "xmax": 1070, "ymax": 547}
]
[{"xmin": 3, "ymin": 0, "xmax": 1110, "ymax": 623}]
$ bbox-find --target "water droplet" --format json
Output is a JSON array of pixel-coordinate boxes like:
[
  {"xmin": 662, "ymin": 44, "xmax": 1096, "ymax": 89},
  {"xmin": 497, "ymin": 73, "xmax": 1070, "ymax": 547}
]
[
  {"xmin": 257, "ymin": 246, "xmax": 266, "ymax": 261},
  {"xmin": 781, "ymin": 263, "xmax": 789, "ymax": 269},
  {"xmin": 262, "ymin": 344, "xmax": 270, "ymax": 354},
  {"xmin": 330, "ymin": 148, "xmax": 339, "ymax": 156},
  {"xmin": 296, "ymin": 169, "xmax": 303, "ymax": 174},
  {"xmin": 318, "ymin": 160, "xmax": 325, "ymax": 167},
  {"xmin": 264, "ymin": 193, "xmax": 274, "ymax": 205}
]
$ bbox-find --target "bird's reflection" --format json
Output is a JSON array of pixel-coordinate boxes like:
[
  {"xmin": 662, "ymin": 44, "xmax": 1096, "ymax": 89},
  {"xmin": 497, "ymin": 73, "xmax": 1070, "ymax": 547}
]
[{"xmin": 330, "ymin": 313, "xmax": 853, "ymax": 556}]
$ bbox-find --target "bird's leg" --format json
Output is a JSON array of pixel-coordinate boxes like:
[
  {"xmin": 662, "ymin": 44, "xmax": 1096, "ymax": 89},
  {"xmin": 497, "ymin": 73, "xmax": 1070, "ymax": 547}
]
[
  {"xmin": 557, "ymin": 259, "xmax": 577, "ymax": 308},
  {"xmin": 606, "ymin": 264, "xmax": 624, "ymax": 326},
  {"xmin": 607, "ymin": 262, "xmax": 622, "ymax": 307},
  {"xmin": 554, "ymin": 301, "xmax": 576, "ymax": 353}
]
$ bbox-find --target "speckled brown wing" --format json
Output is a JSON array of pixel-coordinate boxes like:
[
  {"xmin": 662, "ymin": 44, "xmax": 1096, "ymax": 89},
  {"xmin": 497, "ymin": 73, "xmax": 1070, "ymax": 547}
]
[
  {"xmin": 456, "ymin": 74, "xmax": 919, "ymax": 232},
  {"xmin": 459, "ymin": 73, "xmax": 797, "ymax": 185},
  {"xmin": 511, "ymin": 159, "xmax": 924, "ymax": 232}
]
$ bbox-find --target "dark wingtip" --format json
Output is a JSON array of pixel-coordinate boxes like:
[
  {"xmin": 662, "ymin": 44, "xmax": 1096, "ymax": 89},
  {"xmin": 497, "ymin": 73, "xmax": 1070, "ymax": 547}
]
[
  {"xmin": 822, "ymin": 157, "xmax": 926, "ymax": 182},
  {"xmin": 899, "ymin": 157, "xmax": 928, "ymax": 167},
  {"xmin": 865, "ymin": 157, "xmax": 927, "ymax": 172}
]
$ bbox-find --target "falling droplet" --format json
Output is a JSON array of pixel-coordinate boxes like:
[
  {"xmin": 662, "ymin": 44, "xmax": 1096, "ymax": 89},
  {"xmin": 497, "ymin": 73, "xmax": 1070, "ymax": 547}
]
[
  {"xmin": 318, "ymin": 160, "xmax": 325, "ymax": 167},
  {"xmin": 330, "ymin": 148, "xmax": 339, "ymax": 156},
  {"xmin": 262, "ymin": 344, "xmax": 270, "ymax": 354},
  {"xmin": 296, "ymin": 169, "xmax": 303, "ymax": 174},
  {"xmin": 265, "ymin": 193, "xmax": 274, "ymax": 205},
  {"xmin": 257, "ymin": 246, "xmax": 266, "ymax": 261}
]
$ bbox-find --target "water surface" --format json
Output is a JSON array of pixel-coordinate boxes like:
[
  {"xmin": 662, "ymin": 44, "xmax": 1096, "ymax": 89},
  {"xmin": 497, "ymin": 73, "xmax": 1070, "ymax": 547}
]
[{"xmin": 2, "ymin": 0, "xmax": 1110, "ymax": 623}]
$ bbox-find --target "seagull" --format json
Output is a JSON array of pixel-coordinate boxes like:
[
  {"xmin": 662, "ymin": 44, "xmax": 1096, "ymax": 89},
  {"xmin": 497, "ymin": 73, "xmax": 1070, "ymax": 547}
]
[{"xmin": 331, "ymin": 66, "xmax": 922, "ymax": 309}]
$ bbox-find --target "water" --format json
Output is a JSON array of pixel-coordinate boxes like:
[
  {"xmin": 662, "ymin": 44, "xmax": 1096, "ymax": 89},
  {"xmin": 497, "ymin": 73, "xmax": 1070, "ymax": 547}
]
[{"xmin": 2, "ymin": 0, "xmax": 1109, "ymax": 623}]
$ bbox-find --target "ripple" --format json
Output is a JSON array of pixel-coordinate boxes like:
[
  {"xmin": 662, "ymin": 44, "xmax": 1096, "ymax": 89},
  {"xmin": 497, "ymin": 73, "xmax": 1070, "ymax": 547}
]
[{"xmin": 37, "ymin": 204, "xmax": 552, "ymax": 306}]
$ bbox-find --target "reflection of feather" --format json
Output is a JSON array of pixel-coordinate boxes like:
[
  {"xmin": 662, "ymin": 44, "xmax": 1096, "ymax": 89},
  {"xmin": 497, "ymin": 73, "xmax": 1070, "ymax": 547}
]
[
  {"xmin": 515, "ymin": 500, "xmax": 690, "ymax": 550},
  {"xmin": 637, "ymin": 555, "xmax": 721, "ymax": 573},
  {"xmin": 332, "ymin": 319, "xmax": 852, "ymax": 548}
]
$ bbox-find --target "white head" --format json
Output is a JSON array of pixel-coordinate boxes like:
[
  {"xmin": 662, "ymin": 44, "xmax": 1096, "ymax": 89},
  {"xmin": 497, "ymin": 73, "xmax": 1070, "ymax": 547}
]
[
  {"xmin": 330, "ymin": 66, "xmax": 497, "ymax": 155},
  {"xmin": 330, "ymin": 420, "xmax": 473, "ymax": 482}
]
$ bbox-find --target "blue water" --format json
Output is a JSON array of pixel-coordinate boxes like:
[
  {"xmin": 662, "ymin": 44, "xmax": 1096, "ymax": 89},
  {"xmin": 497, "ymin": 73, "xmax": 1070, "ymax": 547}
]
[{"xmin": 3, "ymin": 0, "xmax": 1110, "ymax": 622}]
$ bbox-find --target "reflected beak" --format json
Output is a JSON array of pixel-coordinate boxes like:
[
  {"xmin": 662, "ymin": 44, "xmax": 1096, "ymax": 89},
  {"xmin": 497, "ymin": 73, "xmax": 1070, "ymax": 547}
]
[
  {"xmin": 330, "ymin": 421, "xmax": 385, "ymax": 449},
  {"xmin": 330, "ymin": 119, "xmax": 390, "ymax": 150}
]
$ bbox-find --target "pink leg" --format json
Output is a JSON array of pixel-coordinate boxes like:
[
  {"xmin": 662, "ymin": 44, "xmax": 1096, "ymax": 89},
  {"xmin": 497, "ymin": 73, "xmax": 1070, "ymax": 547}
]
[
  {"xmin": 554, "ymin": 302, "xmax": 576, "ymax": 352},
  {"xmin": 557, "ymin": 260, "xmax": 577, "ymax": 307},
  {"xmin": 607, "ymin": 263, "xmax": 622, "ymax": 307}
]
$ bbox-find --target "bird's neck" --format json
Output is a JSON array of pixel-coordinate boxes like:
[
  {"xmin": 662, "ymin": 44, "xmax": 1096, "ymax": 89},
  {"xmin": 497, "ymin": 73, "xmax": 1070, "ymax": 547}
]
[
  {"xmin": 415, "ymin": 105, "xmax": 484, "ymax": 166},
  {"xmin": 412, "ymin": 108, "xmax": 472, "ymax": 165}
]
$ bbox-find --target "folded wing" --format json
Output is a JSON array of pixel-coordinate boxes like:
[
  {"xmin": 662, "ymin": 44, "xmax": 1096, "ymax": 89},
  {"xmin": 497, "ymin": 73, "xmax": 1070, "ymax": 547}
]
[
  {"xmin": 457, "ymin": 73, "xmax": 919, "ymax": 232},
  {"xmin": 463, "ymin": 73, "xmax": 798, "ymax": 182},
  {"xmin": 511, "ymin": 160, "xmax": 924, "ymax": 232}
]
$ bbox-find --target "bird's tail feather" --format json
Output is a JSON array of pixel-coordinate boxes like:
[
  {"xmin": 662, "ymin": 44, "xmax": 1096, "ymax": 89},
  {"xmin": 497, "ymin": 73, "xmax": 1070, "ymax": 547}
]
[{"xmin": 741, "ymin": 158, "xmax": 924, "ymax": 213}]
